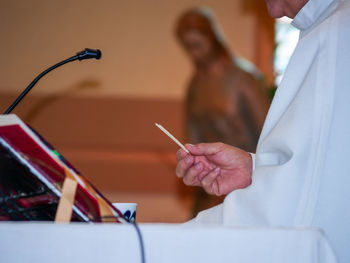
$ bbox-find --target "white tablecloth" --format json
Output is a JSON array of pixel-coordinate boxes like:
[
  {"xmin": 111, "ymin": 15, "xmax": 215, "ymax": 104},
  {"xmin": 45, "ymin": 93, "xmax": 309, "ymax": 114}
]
[{"xmin": 0, "ymin": 222, "xmax": 337, "ymax": 263}]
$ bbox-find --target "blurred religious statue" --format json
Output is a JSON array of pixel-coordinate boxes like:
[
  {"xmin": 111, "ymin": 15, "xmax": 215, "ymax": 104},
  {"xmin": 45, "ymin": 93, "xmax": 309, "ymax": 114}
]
[{"xmin": 175, "ymin": 7, "xmax": 270, "ymax": 216}]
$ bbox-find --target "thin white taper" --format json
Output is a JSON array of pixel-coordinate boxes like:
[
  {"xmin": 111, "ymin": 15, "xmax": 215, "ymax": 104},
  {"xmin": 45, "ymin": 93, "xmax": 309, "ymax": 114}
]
[{"xmin": 155, "ymin": 123, "xmax": 189, "ymax": 153}]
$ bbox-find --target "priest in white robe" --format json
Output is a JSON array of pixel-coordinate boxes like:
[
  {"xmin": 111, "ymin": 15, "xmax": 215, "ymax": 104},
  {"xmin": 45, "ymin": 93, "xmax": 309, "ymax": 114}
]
[{"xmin": 176, "ymin": 0, "xmax": 350, "ymax": 262}]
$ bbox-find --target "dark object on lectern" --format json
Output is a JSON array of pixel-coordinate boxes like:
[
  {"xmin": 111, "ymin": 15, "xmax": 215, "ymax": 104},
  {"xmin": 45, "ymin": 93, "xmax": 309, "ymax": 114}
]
[
  {"xmin": 0, "ymin": 146, "xmax": 61, "ymax": 221},
  {"xmin": 3, "ymin": 48, "xmax": 102, "ymax": 114},
  {"xmin": 0, "ymin": 115, "xmax": 121, "ymax": 222}
]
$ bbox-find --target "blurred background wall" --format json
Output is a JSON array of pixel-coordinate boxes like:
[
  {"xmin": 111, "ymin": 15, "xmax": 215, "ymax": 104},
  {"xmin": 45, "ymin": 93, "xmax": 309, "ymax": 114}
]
[{"xmin": 0, "ymin": 0, "xmax": 274, "ymax": 222}]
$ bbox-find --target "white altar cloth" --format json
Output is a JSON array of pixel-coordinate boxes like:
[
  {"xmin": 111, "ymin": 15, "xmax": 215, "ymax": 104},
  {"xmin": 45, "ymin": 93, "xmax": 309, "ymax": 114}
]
[{"xmin": 0, "ymin": 222, "xmax": 337, "ymax": 263}]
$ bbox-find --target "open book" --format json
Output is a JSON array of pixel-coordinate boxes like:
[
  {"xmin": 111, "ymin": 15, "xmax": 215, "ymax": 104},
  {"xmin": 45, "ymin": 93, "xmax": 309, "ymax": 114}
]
[{"xmin": 0, "ymin": 114, "xmax": 122, "ymax": 222}]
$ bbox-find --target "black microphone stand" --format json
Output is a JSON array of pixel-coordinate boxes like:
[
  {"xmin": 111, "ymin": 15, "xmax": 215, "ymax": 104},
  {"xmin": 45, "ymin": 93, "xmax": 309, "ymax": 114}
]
[{"xmin": 4, "ymin": 48, "xmax": 101, "ymax": 114}]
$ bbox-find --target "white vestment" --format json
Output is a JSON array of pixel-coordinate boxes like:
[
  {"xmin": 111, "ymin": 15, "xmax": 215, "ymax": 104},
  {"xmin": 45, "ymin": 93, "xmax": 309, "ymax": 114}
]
[{"xmin": 188, "ymin": 0, "xmax": 350, "ymax": 262}]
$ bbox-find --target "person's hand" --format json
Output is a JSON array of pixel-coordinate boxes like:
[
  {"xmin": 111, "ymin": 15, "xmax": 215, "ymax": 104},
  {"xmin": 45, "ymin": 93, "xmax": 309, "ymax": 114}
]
[{"xmin": 176, "ymin": 142, "xmax": 252, "ymax": 196}]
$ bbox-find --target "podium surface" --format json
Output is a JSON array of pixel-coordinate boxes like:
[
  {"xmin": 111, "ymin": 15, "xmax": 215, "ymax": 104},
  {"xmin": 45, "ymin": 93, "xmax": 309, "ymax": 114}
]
[{"xmin": 0, "ymin": 222, "xmax": 337, "ymax": 263}]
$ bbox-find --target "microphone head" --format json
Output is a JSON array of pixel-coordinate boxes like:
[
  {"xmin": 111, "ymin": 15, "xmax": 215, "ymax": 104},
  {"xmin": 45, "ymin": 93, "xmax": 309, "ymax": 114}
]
[{"xmin": 77, "ymin": 48, "xmax": 102, "ymax": 60}]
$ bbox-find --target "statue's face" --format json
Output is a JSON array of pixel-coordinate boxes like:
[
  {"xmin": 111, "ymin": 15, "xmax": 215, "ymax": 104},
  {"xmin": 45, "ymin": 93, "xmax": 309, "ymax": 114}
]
[
  {"xmin": 180, "ymin": 30, "xmax": 213, "ymax": 66},
  {"xmin": 265, "ymin": 0, "xmax": 308, "ymax": 18}
]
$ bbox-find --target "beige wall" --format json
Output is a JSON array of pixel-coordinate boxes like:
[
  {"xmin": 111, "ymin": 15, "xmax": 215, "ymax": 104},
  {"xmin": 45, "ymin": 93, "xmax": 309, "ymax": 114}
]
[{"xmin": 0, "ymin": 0, "xmax": 255, "ymax": 99}]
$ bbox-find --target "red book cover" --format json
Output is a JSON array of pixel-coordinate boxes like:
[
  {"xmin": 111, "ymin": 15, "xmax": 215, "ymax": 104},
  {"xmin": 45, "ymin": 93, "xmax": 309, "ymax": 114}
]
[{"xmin": 0, "ymin": 114, "xmax": 122, "ymax": 222}]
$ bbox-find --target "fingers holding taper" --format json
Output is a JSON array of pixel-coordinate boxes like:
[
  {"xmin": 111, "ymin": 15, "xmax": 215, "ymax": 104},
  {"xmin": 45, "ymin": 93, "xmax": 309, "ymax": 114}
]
[
  {"xmin": 181, "ymin": 164, "xmax": 222, "ymax": 195},
  {"xmin": 176, "ymin": 147, "xmax": 209, "ymax": 187},
  {"xmin": 175, "ymin": 142, "xmax": 253, "ymax": 196},
  {"xmin": 175, "ymin": 148, "xmax": 194, "ymax": 179},
  {"xmin": 176, "ymin": 143, "xmax": 222, "ymax": 189},
  {"xmin": 182, "ymin": 162, "xmax": 206, "ymax": 186},
  {"xmin": 201, "ymin": 167, "xmax": 221, "ymax": 195}
]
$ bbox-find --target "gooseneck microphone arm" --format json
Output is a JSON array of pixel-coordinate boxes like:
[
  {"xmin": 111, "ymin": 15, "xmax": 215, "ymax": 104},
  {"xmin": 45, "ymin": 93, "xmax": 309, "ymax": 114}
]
[{"xmin": 4, "ymin": 48, "xmax": 101, "ymax": 114}]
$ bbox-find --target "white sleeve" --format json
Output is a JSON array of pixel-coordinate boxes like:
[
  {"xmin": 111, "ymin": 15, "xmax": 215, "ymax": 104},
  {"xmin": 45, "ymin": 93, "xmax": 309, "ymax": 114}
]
[
  {"xmin": 184, "ymin": 204, "xmax": 223, "ymax": 225},
  {"xmin": 249, "ymin": 152, "xmax": 256, "ymax": 172}
]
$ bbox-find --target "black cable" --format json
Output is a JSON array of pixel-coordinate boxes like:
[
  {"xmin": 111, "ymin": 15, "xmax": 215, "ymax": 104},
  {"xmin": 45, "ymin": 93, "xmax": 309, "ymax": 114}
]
[
  {"xmin": 102, "ymin": 215, "xmax": 146, "ymax": 263},
  {"xmin": 4, "ymin": 56, "xmax": 77, "ymax": 114},
  {"xmin": 129, "ymin": 221, "xmax": 146, "ymax": 263}
]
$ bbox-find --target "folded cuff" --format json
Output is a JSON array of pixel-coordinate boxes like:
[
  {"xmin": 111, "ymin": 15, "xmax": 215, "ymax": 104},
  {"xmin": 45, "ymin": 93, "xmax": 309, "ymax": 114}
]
[{"xmin": 249, "ymin": 152, "xmax": 256, "ymax": 172}]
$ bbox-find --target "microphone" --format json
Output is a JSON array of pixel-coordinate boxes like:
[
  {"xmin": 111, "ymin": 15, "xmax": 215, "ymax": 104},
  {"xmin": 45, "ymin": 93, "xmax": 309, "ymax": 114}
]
[
  {"xmin": 77, "ymin": 48, "xmax": 101, "ymax": 60},
  {"xmin": 3, "ymin": 48, "xmax": 102, "ymax": 114}
]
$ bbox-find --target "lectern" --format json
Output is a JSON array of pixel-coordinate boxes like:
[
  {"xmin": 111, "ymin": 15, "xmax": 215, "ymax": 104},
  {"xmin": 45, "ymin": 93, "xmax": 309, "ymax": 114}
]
[{"xmin": 0, "ymin": 114, "xmax": 123, "ymax": 223}]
